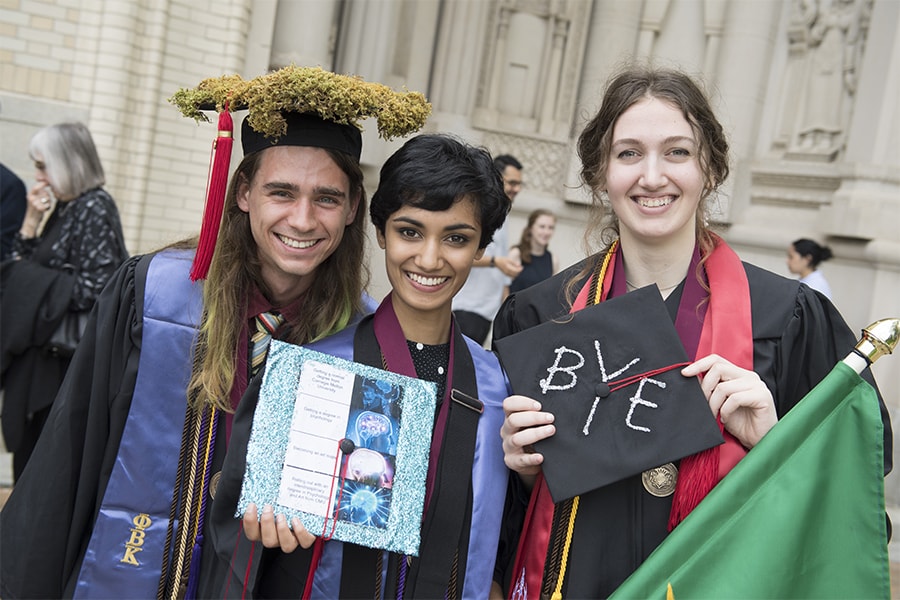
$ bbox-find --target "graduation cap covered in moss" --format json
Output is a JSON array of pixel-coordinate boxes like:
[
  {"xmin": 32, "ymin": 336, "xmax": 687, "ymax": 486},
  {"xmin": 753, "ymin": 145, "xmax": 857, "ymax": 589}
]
[
  {"xmin": 494, "ymin": 286, "xmax": 724, "ymax": 503},
  {"xmin": 169, "ymin": 65, "xmax": 432, "ymax": 280}
]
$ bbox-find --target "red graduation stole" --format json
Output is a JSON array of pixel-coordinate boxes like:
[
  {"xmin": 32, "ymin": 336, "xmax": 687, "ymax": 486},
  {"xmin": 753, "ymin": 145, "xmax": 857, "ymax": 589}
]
[{"xmin": 509, "ymin": 236, "xmax": 752, "ymax": 599}]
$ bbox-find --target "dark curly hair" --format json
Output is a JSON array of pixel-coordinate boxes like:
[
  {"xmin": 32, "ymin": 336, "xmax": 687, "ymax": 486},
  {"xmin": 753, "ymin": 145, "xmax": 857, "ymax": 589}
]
[{"xmin": 370, "ymin": 134, "xmax": 509, "ymax": 249}]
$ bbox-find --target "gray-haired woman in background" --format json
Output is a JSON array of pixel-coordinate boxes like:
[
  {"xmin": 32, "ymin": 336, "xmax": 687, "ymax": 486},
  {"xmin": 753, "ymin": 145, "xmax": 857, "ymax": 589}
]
[{"xmin": 1, "ymin": 122, "xmax": 128, "ymax": 480}]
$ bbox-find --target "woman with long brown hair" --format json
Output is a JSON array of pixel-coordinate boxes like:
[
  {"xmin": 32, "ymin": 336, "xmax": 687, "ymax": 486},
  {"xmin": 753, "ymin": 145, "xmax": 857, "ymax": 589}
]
[
  {"xmin": 492, "ymin": 65, "xmax": 892, "ymax": 599},
  {"xmin": 507, "ymin": 208, "xmax": 558, "ymax": 294}
]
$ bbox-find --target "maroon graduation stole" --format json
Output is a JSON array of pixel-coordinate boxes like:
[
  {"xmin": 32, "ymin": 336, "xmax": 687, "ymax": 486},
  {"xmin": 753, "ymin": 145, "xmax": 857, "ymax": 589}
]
[
  {"xmin": 372, "ymin": 292, "xmax": 456, "ymax": 512},
  {"xmin": 509, "ymin": 235, "xmax": 753, "ymax": 599}
]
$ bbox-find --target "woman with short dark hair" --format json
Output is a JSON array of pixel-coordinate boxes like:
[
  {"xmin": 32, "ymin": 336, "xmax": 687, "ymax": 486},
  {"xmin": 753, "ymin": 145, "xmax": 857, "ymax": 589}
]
[{"xmin": 788, "ymin": 237, "xmax": 834, "ymax": 299}]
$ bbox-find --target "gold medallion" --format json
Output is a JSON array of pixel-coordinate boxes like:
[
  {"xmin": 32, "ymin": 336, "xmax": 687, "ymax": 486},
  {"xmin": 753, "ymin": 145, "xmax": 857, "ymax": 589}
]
[
  {"xmin": 209, "ymin": 471, "xmax": 222, "ymax": 500},
  {"xmin": 642, "ymin": 463, "xmax": 678, "ymax": 497}
]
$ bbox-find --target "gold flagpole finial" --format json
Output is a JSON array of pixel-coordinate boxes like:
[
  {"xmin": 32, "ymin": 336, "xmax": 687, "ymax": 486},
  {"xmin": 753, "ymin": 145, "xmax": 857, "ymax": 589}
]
[{"xmin": 854, "ymin": 318, "xmax": 900, "ymax": 365}]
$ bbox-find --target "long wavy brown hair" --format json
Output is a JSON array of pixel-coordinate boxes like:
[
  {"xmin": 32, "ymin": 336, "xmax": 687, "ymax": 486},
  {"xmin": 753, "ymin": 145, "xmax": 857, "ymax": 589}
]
[
  {"xmin": 565, "ymin": 65, "xmax": 731, "ymax": 305},
  {"xmin": 513, "ymin": 209, "xmax": 556, "ymax": 265},
  {"xmin": 187, "ymin": 148, "xmax": 369, "ymax": 412}
]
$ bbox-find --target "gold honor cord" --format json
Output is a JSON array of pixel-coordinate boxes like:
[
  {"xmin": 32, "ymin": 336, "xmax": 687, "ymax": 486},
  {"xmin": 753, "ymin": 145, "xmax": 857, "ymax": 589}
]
[
  {"xmin": 167, "ymin": 405, "xmax": 218, "ymax": 599},
  {"xmin": 158, "ymin": 402, "xmax": 195, "ymax": 599},
  {"xmin": 168, "ymin": 407, "xmax": 204, "ymax": 598},
  {"xmin": 551, "ymin": 242, "xmax": 617, "ymax": 597},
  {"xmin": 592, "ymin": 240, "xmax": 618, "ymax": 306},
  {"xmin": 550, "ymin": 496, "xmax": 580, "ymax": 600}
]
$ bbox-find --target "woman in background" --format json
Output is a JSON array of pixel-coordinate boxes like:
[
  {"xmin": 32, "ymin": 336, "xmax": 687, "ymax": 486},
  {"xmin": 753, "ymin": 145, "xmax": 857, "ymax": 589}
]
[
  {"xmin": 508, "ymin": 209, "xmax": 559, "ymax": 294},
  {"xmin": 787, "ymin": 237, "xmax": 833, "ymax": 299},
  {"xmin": 0, "ymin": 122, "xmax": 127, "ymax": 480}
]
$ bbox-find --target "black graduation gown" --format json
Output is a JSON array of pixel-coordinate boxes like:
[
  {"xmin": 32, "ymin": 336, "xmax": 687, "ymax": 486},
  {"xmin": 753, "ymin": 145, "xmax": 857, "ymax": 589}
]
[
  {"xmin": 492, "ymin": 257, "xmax": 893, "ymax": 598},
  {"xmin": 1, "ymin": 190, "xmax": 128, "ymax": 481},
  {"xmin": 1, "ymin": 254, "xmax": 147, "ymax": 599},
  {"xmin": 1, "ymin": 214, "xmax": 80, "ymax": 481},
  {"xmin": 0, "ymin": 256, "xmax": 76, "ymax": 476},
  {"xmin": 1, "ymin": 251, "xmax": 368, "ymax": 600}
]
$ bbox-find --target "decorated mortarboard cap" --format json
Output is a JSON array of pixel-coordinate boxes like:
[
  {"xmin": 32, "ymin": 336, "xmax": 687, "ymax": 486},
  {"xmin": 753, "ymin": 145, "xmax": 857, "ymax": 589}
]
[
  {"xmin": 494, "ymin": 285, "xmax": 723, "ymax": 503},
  {"xmin": 169, "ymin": 65, "xmax": 432, "ymax": 280}
]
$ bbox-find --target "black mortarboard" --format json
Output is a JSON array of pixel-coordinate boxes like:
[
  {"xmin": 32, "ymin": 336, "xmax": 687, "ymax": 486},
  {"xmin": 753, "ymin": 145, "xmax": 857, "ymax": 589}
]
[
  {"xmin": 494, "ymin": 285, "xmax": 723, "ymax": 502},
  {"xmin": 240, "ymin": 112, "xmax": 362, "ymax": 161}
]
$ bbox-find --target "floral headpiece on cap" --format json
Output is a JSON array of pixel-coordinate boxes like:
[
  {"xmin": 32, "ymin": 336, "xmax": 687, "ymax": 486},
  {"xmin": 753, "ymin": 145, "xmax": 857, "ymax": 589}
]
[{"xmin": 169, "ymin": 65, "xmax": 431, "ymax": 280}]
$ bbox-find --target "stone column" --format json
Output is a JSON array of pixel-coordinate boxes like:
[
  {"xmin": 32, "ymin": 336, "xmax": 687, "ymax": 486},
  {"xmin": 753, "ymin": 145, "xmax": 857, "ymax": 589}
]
[
  {"xmin": 270, "ymin": 0, "xmax": 340, "ymax": 69},
  {"xmin": 244, "ymin": 0, "xmax": 277, "ymax": 76},
  {"xmin": 563, "ymin": 1, "xmax": 643, "ymax": 204},
  {"xmin": 712, "ymin": 0, "xmax": 782, "ymax": 221},
  {"xmin": 638, "ymin": 0, "xmax": 669, "ymax": 59},
  {"xmin": 654, "ymin": 0, "xmax": 706, "ymax": 72},
  {"xmin": 486, "ymin": 6, "xmax": 512, "ymax": 115},
  {"xmin": 430, "ymin": 0, "xmax": 491, "ymax": 121},
  {"xmin": 538, "ymin": 17, "xmax": 568, "ymax": 136},
  {"xmin": 842, "ymin": 0, "xmax": 899, "ymax": 172},
  {"xmin": 335, "ymin": 0, "xmax": 396, "ymax": 80},
  {"xmin": 336, "ymin": 0, "xmax": 441, "ymax": 165}
]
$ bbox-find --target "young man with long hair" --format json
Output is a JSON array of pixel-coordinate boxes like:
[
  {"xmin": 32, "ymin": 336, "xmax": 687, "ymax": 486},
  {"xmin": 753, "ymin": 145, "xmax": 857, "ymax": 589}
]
[{"xmin": 0, "ymin": 66, "xmax": 429, "ymax": 600}]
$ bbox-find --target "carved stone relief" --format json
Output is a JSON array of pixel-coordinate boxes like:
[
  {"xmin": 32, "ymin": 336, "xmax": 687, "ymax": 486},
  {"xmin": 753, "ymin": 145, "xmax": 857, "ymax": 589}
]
[
  {"xmin": 482, "ymin": 131, "xmax": 568, "ymax": 197},
  {"xmin": 636, "ymin": 0, "xmax": 726, "ymax": 74},
  {"xmin": 473, "ymin": 0, "xmax": 591, "ymax": 142},
  {"xmin": 778, "ymin": 0, "xmax": 873, "ymax": 161}
]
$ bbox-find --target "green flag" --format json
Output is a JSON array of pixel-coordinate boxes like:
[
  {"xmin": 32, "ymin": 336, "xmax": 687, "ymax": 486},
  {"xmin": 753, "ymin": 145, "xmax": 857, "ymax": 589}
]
[{"xmin": 611, "ymin": 362, "xmax": 889, "ymax": 599}]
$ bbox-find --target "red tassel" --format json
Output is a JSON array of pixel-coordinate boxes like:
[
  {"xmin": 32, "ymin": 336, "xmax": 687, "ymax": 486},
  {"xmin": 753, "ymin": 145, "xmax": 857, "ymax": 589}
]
[
  {"xmin": 667, "ymin": 429, "xmax": 721, "ymax": 530},
  {"xmin": 190, "ymin": 108, "xmax": 234, "ymax": 281},
  {"xmin": 302, "ymin": 538, "xmax": 325, "ymax": 600}
]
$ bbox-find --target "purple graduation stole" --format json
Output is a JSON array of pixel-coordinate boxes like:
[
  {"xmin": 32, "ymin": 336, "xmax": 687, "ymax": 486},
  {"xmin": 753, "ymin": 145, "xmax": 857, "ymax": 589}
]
[
  {"xmin": 74, "ymin": 250, "xmax": 203, "ymax": 599},
  {"xmin": 372, "ymin": 294, "xmax": 457, "ymax": 512},
  {"xmin": 313, "ymin": 294, "xmax": 504, "ymax": 599}
]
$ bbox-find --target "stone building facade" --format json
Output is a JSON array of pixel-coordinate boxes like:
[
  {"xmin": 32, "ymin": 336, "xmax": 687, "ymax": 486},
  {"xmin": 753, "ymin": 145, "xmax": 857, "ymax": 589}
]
[{"xmin": 1, "ymin": 0, "xmax": 898, "ymax": 500}]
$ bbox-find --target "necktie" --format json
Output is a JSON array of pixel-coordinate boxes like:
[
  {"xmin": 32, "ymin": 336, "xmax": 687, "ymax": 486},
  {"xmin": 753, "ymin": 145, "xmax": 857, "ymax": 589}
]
[{"xmin": 250, "ymin": 311, "xmax": 284, "ymax": 376}]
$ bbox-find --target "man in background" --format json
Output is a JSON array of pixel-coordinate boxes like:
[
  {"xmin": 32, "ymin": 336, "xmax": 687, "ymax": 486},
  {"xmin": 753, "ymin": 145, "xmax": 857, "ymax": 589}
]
[{"xmin": 452, "ymin": 154, "xmax": 523, "ymax": 345}]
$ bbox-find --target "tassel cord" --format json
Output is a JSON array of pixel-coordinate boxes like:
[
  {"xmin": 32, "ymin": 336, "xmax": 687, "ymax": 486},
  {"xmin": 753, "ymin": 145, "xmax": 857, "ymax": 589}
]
[
  {"xmin": 550, "ymin": 496, "xmax": 580, "ymax": 600},
  {"xmin": 168, "ymin": 405, "xmax": 209, "ymax": 599},
  {"xmin": 190, "ymin": 108, "xmax": 234, "ymax": 281}
]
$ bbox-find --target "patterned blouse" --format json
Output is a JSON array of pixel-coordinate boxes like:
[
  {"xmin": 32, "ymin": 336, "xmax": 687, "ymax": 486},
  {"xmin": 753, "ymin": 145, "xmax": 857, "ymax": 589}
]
[{"xmin": 12, "ymin": 187, "xmax": 128, "ymax": 311}]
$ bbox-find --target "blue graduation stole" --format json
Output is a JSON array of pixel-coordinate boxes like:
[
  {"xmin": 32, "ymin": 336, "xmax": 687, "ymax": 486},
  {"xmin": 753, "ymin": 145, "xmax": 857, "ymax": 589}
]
[{"xmin": 75, "ymin": 250, "xmax": 203, "ymax": 599}]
